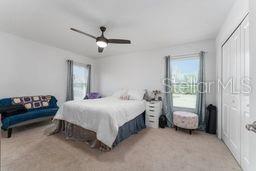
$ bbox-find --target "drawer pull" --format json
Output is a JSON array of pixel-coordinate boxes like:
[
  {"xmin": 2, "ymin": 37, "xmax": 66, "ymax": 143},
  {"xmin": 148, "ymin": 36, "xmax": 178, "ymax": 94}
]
[
  {"xmin": 149, "ymin": 115, "xmax": 155, "ymax": 117},
  {"xmin": 149, "ymin": 121, "xmax": 154, "ymax": 123},
  {"xmin": 149, "ymin": 105, "xmax": 155, "ymax": 108},
  {"xmin": 149, "ymin": 110, "xmax": 154, "ymax": 112}
]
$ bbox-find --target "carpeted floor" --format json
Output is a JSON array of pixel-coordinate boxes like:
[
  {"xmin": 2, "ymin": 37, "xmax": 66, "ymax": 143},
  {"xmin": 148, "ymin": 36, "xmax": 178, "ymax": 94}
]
[{"xmin": 1, "ymin": 121, "xmax": 241, "ymax": 171}]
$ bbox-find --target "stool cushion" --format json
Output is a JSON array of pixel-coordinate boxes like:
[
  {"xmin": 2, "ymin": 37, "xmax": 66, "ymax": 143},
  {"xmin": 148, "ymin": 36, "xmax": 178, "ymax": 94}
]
[{"xmin": 173, "ymin": 111, "xmax": 198, "ymax": 129}]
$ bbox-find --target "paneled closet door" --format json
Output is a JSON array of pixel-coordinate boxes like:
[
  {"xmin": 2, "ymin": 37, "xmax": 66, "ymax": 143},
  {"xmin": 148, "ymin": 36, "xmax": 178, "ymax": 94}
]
[
  {"xmin": 240, "ymin": 16, "xmax": 250, "ymax": 171},
  {"xmin": 229, "ymin": 25, "xmax": 242, "ymax": 163},
  {"xmin": 222, "ymin": 24, "xmax": 242, "ymax": 164},
  {"xmin": 222, "ymin": 40, "xmax": 231, "ymax": 147}
]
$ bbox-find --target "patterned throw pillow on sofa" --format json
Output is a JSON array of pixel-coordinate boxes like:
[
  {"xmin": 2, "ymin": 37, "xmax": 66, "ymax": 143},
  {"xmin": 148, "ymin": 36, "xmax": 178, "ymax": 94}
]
[
  {"xmin": 12, "ymin": 95, "xmax": 51, "ymax": 109},
  {"xmin": 39, "ymin": 95, "xmax": 51, "ymax": 107}
]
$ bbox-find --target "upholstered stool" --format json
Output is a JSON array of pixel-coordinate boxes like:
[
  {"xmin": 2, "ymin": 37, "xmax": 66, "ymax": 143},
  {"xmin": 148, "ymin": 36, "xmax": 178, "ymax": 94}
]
[{"xmin": 173, "ymin": 111, "xmax": 198, "ymax": 134}]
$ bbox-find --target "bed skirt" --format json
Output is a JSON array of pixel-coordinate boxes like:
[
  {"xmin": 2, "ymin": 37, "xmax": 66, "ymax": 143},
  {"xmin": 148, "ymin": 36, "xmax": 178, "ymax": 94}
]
[
  {"xmin": 113, "ymin": 111, "xmax": 146, "ymax": 147},
  {"xmin": 50, "ymin": 112, "xmax": 146, "ymax": 150}
]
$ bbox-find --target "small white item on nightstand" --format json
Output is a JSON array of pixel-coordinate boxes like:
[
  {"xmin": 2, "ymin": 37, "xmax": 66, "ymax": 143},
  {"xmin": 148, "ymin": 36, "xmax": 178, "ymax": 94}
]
[{"xmin": 146, "ymin": 101, "xmax": 162, "ymax": 128}]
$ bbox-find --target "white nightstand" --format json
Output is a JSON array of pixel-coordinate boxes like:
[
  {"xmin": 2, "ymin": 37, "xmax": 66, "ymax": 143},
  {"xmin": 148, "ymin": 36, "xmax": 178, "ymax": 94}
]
[{"xmin": 146, "ymin": 101, "xmax": 162, "ymax": 128}]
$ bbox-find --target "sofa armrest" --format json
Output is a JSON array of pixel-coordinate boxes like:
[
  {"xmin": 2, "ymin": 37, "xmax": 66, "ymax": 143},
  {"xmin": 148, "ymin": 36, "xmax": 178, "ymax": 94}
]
[
  {"xmin": 0, "ymin": 113, "xmax": 2, "ymax": 128},
  {"xmin": 49, "ymin": 96, "xmax": 58, "ymax": 108}
]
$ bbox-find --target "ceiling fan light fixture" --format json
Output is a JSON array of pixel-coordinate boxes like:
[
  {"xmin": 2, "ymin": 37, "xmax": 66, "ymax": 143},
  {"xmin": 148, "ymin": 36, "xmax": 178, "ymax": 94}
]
[
  {"xmin": 96, "ymin": 40, "xmax": 108, "ymax": 48},
  {"xmin": 70, "ymin": 26, "xmax": 131, "ymax": 53}
]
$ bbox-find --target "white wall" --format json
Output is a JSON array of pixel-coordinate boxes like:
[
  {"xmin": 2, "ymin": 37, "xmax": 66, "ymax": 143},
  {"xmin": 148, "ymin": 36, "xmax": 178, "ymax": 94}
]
[
  {"xmin": 216, "ymin": 0, "xmax": 249, "ymax": 138},
  {"xmin": 96, "ymin": 39, "xmax": 216, "ymax": 106},
  {"xmin": 0, "ymin": 32, "xmax": 96, "ymax": 105}
]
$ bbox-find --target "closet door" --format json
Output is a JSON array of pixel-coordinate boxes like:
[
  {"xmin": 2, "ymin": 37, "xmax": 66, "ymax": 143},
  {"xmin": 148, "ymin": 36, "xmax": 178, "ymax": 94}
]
[
  {"xmin": 229, "ymin": 25, "xmax": 242, "ymax": 163},
  {"xmin": 241, "ymin": 16, "xmax": 250, "ymax": 171},
  {"xmin": 222, "ymin": 25, "xmax": 242, "ymax": 164},
  {"xmin": 222, "ymin": 15, "xmax": 251, "ymax": 169},
  {"xmin": 222, "ymin": 40, "xmax": 231, "ymax": 147}
]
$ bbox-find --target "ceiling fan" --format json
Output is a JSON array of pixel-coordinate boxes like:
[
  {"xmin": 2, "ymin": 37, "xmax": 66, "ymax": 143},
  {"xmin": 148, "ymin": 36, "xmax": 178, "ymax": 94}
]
[{"xmin": 70, "ymin": 26, "xmax": 131, "ymax": 53}]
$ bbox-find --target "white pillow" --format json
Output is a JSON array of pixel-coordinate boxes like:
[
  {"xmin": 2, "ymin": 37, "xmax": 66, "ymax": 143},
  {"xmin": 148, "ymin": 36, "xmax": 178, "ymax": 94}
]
[
  {"xmin": 127, "ymin": 89, "xmax": 145, "ymax": 100},
  {"xmin": 112, "ymin": 89, "xmax": 127, "ymax": 98}
]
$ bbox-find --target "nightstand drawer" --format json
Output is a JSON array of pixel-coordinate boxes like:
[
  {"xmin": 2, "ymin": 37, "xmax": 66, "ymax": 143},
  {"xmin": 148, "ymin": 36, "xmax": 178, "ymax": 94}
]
[
  {"xmin": 146, "ymin": 118, "xmax": 159, "ymax": 128},
  {"xmin": 146, "ymin": 102, "xmax": 161, "ymax": 110},
  {"xmin": 147, "ymin": 104, "xmax": 156, "ymax": 108},
  {"xmin": 146, "ymin": 115, "xmax": 157, "ymax": 122},
  {"xmin": 146, "ymin": 106, "xmax": 161, "ymax": 113},
  {"xmin": 146, "ymin": 106, "xmax": 157, "ymax": 110},
  {"xmin": 146, "ymin": 109, "xmax": 161, "ymax": 117},
  {"xmin": 146, "ymin": 110, "xmax": 159, "ymax": 118},
  {"xmin": 147, "ymin": 113, "xmax": 156, "ymax": 118},
  {"xmin": 146, "ymin": 122, "xmax": 154, "ymax": 128},
  {"xmin": 146, "ymin": 108, "xmax": 158, "ymax": 112}
]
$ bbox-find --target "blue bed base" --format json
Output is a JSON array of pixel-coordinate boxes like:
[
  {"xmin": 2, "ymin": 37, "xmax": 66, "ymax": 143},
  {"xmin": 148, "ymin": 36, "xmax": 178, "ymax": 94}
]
[{"xmin": 112, "ymin": 111, "xmax": 146, "ymax": 147}]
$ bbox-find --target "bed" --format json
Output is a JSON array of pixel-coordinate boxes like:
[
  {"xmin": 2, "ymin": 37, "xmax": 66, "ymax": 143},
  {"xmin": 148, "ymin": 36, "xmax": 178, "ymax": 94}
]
[{"xmin": 53, "ymin": 96, "xmax": 146, "ymax": 149}]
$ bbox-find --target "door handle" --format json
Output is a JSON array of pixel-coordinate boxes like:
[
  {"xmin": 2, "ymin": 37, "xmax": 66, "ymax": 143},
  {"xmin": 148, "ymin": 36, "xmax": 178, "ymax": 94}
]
[{"xmin": 246, "ymin": 121, "xmax": 256, "ymax": 133}]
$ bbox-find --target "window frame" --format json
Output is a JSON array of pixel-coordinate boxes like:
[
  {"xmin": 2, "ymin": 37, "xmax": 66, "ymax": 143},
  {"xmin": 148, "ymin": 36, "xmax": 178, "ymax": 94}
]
[{"xmin": 170, "ymin": 55, "xmax": 200, "ymax": 111}]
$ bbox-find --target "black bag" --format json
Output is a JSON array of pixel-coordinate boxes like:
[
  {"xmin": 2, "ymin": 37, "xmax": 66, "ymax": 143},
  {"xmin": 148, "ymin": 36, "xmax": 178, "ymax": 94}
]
[
  {"xmin": 159, "ymin": 114, "xmax": 167, "ymax": 128},
  {"xmin": 0, "ymin": 104, "xmax": 27, "ymax": 119},
  {"xmin": 205, "ymin": 104, "xmax": 217, "ymax": 134}
]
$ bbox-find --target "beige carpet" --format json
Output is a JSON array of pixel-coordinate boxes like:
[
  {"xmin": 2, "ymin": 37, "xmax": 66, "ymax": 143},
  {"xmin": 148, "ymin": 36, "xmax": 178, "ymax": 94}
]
[{"xmin": 1, "ymin": 121, "xmax": 241, "ymax": 171}]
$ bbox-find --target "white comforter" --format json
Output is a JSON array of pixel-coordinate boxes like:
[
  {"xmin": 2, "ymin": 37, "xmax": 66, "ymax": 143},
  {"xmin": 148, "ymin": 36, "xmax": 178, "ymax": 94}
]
[{"xmin": 54, "ymin": 97, "xmax": 146, "ymax": 147}]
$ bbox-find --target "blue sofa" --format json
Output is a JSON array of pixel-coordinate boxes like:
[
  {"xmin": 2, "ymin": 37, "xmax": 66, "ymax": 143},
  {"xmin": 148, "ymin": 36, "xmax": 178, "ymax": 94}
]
[{"xmin": 0, "ymin": 96, "xmax": 59, "ymax": 138}]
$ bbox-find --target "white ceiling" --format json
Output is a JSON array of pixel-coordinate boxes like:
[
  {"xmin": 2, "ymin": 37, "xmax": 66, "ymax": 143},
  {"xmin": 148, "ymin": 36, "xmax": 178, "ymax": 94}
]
[{"xmin": 0, "ymin": 0, "xmax": 235, "ymax": 58}]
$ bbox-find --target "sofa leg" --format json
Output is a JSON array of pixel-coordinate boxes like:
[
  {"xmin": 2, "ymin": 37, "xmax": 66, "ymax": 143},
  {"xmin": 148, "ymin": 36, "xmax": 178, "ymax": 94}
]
[
  {"xmin": 175, "ymin": 126, "xmax": 178, "ymax": 131},
  {"xmin": 7, "ymin": 128, "xmax": 12, "ymax": 138},
  {"xmin": 189, "ymin": 130, "xmax": 192, "ymax": 135}
]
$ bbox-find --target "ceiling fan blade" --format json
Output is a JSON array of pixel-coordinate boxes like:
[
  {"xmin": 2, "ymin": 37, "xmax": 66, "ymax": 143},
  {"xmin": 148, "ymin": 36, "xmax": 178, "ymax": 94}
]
[
  {"xmin": 108, "ymin": 39, "xmax": 131, "ymax": 44},
  {"xmin": 70, "ymin": 28, "xmax": 96, "ymax": 39},
  {"xmin": 98, "ymin": 47, "xmax": 104, "ymax": 53}
]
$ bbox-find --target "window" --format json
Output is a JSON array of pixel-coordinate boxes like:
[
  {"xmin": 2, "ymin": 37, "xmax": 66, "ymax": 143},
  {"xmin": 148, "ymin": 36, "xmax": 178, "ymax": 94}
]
[
  {"xmin": 73, "ymin": 64, "xmax": 89, "ymax": 100},
  {"xmin": 171, "ymin": 57, "xmax": 199, "ymax": 109}
]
